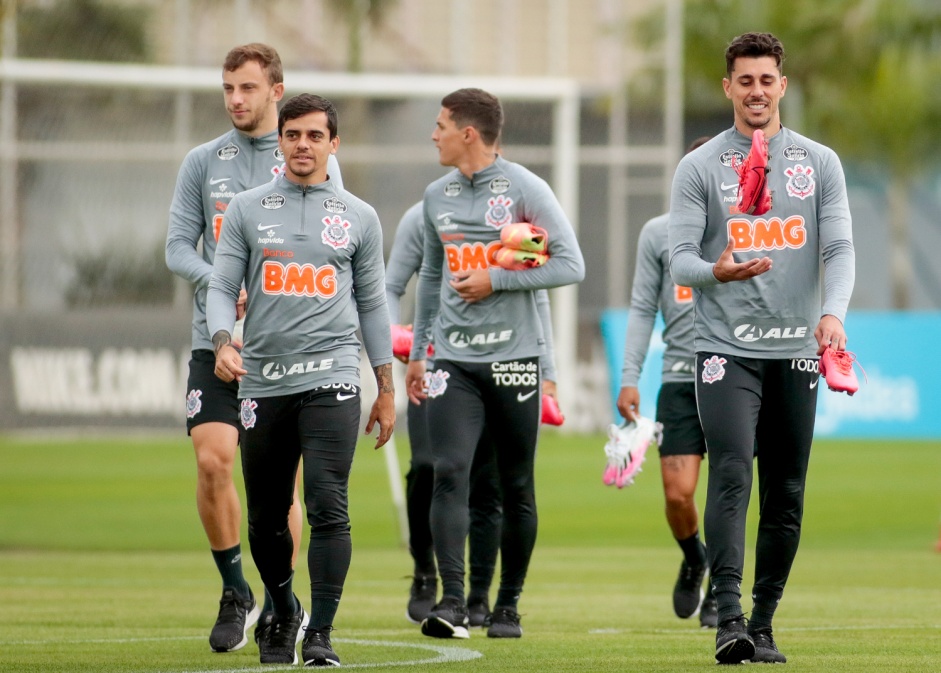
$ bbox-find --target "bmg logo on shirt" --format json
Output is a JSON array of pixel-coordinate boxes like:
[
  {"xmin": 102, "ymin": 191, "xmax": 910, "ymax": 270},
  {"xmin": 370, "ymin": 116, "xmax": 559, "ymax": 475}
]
[
  {"xmin": 263, "ymin": 261, "xmax": 337, "ymax": 297},
  {"xmin": 727, "ymin": 216, "xmax": 806, "ymax": 251}
]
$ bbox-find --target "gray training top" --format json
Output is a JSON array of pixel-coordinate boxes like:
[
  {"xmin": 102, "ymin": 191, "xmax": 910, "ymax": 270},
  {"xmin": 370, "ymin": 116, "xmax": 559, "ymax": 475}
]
[
  {"xmin": 410, "ymin": 156, "xmax": 585, "ymax": 363},
  {"xmin": 387, "ymin": 201, "xmax": 559, "ymax": 382},
  {"xmin": 206, "ymin": 173, "xmax": 391, "ymax": 398},
  {"xmin": 669, "ymin": 127, "xmax": 855, "ymax": 359},
  {"xmin": 620, "ymin": 213, "xmax": 695, "ymax": 388},
  {"xmin": 166, "ymin": 127, "xmax": 342, "ymax": 352}
]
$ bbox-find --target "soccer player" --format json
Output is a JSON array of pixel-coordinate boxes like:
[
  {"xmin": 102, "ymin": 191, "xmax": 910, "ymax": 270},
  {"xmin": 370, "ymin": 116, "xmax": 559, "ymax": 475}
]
[
  {"xmin": 617, "ymin": 137, "xmax": 718, "ymax": 630},
  {"xmin": 405, "ymin": 88, "xmax": 584, "ymax": 639},
  {"xmin": 669, "ymin": 33, "xmax": 855, "ymax": 664},
  {"xmin": 166, "ymin": 43, "xmax": 341, "ymax": 652},
  {"xmin": 207, "ymin": 93, "xmax": 394, "ymax": 666},
  {"xmin": 387, "ymin": 201, "xmax": 560, "ymax": 627}
]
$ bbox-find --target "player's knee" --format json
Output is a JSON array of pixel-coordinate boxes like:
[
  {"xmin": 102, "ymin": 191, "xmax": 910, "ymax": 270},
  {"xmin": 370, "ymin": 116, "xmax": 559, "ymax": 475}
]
[{"xmin": 194, "ymin": 450, "xmax": 234, "ymax": 483}]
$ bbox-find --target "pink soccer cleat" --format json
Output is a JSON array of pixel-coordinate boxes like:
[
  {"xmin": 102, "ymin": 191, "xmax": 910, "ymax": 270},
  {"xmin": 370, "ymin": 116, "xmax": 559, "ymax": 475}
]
[
  {"xmin": 602, "ymin": 416, "xmax": 663, "ymax": 488},
  {"xmin": 541, "ymin": 394, "xmax": 564, "ymax": 426},
  {"xmin": 819, "ymin": 346, "xmax": 866, "ymax": 396},
  {"xmin": 493, "ymin": 246, "xmax": 549, "ymax": 271},
  {"xmin": 500, "ymin": 222, "xmax": 549, "ymax": 253},
  {"xmin": 732, "ymin": 129, "xmax": 772, "ymax": 216},
  {"xmin": 391, "ymin": 324, "xmax": 433, "ymax": 361}
]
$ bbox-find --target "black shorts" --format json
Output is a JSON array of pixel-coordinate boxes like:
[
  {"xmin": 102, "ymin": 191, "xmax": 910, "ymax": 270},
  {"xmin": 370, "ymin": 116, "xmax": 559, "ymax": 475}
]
[
  {"xmin": 656, "ymin": 381, "xmax": 706, "ymax": 458},
  {"xmin": 185, "ymin": 349, "xmax": 240, "ymax": 434}
]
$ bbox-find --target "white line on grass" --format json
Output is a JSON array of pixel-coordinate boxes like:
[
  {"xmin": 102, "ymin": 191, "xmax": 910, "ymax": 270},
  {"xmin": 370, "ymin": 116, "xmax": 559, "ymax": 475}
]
[
  {"xmin": 7, "ymin": 634, "xmax": 482, "ymax": 670},
  {"xmin": 172, "ymin": 639, "xmax": 482, "ymax": 672}
]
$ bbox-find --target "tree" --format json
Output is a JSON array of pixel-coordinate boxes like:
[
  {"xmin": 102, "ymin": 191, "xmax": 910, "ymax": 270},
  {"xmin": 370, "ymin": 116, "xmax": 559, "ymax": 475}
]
[{"xmin": 326, "ymin": 0, "xmax": 398, "ymax": 73}]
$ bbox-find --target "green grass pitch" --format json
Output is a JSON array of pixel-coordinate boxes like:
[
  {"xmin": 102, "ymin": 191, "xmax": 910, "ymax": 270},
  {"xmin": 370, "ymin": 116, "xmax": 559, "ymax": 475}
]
[{"xmin": 1, "ymin": 430, "xmax": 939, "ymax": 672}]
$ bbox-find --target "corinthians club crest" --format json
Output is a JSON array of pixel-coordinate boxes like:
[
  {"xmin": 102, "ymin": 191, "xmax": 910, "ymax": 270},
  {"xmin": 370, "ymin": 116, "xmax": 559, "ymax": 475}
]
[
  {"xmin": 485, "ymin": 195, "xmax": 514, "ymax": 229},
  {"xmin": 784, "ymin": 164, "xmax": 815, "ymax": 200},
  {"xmin": 321, "ymin": 215, "xmax": 352, "ymax": 249}
]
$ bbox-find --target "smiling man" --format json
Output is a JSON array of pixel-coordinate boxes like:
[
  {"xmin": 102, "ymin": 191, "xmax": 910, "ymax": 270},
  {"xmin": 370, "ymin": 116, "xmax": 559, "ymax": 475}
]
[
  {"xmin": 668, "ymin": 33, "xmax": 855, "ymax": 664},
  {"xmin": 166, "ymin": 43, "xmax": 346, "ymax": 654},
  {"xmin": 206, "ymin": 93, "xmax": 395, "ymax": 667}
]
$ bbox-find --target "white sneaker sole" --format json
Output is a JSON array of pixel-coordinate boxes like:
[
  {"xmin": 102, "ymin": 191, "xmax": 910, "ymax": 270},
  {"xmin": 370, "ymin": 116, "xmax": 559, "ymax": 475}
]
[{"xmin": 421, "ymin": 616, "xmax": 470, "ymax": 639}]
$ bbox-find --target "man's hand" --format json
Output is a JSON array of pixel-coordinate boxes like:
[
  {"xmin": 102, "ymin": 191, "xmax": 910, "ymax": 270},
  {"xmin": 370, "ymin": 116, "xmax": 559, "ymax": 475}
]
[
  {"xmin": 713, "ymin": 238, "xmax": 773, "ymax": 283},
  {"xmin": 366, "ymin": 391, "xmax": 396, "ymax": 449},
  {"xmin": 405, "ymin": 360, "xmax": 428, "ymax": 405},
  {"xmin": 542, "ymin": 379, "xmax": 557, "ymax": 400},
  {"xmin": 212, "ymin": 330, "xmax": 247, "ymax": 383},
  {"xmin": 449, "ymin": 269, "xmax": 493, "ymax": 303},
  {"xmin": 814, "ymin": 314, "xmax": 847, "ymax": 355},
  {"xmin": 365, "ymin": 363, "xmax": 396, "ymax": 448},
  {"xmin": 616, "ymin": 386, "xmax": 640, "ymax": 423}
]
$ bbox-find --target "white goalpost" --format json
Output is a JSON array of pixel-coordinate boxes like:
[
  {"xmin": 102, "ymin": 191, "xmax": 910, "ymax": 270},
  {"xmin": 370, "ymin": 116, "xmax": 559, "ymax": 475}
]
[{"xmin": 0, "ymin": 57, "xmax": 580, "ymax": 543}]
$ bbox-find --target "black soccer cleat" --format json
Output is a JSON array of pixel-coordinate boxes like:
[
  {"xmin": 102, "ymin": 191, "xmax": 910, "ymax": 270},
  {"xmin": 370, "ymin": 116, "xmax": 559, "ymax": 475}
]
[
  {"xmin": 486, "ymin": 606, "xmax": 523, "ymax": 638},
  {"xmin": 715, "ymin": 615, "xmax": 756, "ymax": 665},
  {"xmin": 302, "ymin": 626, "xmax": 341, "ymax": 667},
  {"xmin": 406, "ymin": 574, "xmax": 437, "ymax": 624},
  {"xmin": 748, "ymin": 627, "xmax": 787, "ymax": 664},
  {"xmin": 209, "ymin": 587, "xmax": 260, "ymax": 652},
  {"xmin": 673, "ymin": 560, "xmax": 706, "ymax": 619},
  {"xmin": 421, "ymin": 596, "xmax": 470, "ymax": 639}
]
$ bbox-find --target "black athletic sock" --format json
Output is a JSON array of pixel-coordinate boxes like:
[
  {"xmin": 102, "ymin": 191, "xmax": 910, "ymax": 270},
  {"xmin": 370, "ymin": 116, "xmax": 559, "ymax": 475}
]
[
  {"xmin": 262, "ymin": 588, "xmax": 273, "ymax": 614},
  {"xmin": 676, "ymin": 531, "xmax": 707, "ymax": 568},
  {"xmin": 712, "ymin": 575, "xmax": 744, "ymax": 624},
  {"xmin": 494, "ymin": 588, "xmax": 520, "ymax": 611},
  {"xmin": 269, "ymin": 572, "xmax": 298, "ymax": 618},
  {"xmin": 442, "ymin": 581, "xmax": 465, "ymax": 601},
  {"xmin": 308, "ymin": 597, "xmax": 340, "ymax": 631},
  {"xmin": 749, "ymin": 592, "xmax": 780, "ymax": 631},
  {"xmin": 467, "ymin": 587, "xmax": 489, "ymax": 606},
  {"xmin": 211, "ymin": 544, "xmax": 252, "ymax": 598}
]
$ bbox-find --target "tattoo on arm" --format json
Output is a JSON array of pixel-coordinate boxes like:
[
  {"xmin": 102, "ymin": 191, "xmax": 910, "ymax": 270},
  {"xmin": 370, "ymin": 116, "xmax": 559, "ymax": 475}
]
[
  {"xmin": 212, "ymin": 330, "xmax": 232, "ymax": 356},
  {"xmin": 374, "ymin": 363, "xmax": 394, "ymax": 394}
]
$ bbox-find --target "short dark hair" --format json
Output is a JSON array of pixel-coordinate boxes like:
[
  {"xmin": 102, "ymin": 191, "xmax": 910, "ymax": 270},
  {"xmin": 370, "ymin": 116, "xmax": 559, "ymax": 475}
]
[
  {"xmin": 278, "ymin": 94, "xmax": 338, "ymax": 139},
  {"xmin": 725, "ymin": 32, "xmax": 785, "ymax": 77},
  {"xmin": 441, "ymin": 88, "xmax": 504, "ymax": 146},
  {"xmin": 223, "ymin": 43, "xmax": 283, "ymax": 85}
]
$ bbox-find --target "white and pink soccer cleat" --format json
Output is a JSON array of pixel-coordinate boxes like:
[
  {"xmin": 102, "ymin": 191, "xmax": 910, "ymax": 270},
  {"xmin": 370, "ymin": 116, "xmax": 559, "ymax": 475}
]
[
  {"xmin": 603, "ymin": 416, "xmax": 663, "ymax": 488},
  {"xmin": 819, "ymin": 346, "xmax": 866, "ymax": 396}
]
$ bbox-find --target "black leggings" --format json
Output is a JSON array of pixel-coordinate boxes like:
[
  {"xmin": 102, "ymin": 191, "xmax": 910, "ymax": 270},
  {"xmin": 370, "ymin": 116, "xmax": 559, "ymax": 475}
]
[
  {"xmin": 239, "ymin": 385, "xmax": 360, "ymax": 617},
  {"xmin": 406, "ymin": 398, "xmax": 502, "ymax": 595},
  {"xmin": 696, "ymin": 354, "xmax": 818, "ymax": 609},
  {"xmin": 425, "ymin": 358, "xmax": 541, "ymax": 602}
]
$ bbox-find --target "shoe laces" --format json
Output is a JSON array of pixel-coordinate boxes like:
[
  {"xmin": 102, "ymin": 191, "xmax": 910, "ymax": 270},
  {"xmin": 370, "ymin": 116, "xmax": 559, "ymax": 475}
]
[
  {"xmin": 826, "ymin": 348, "xmax": 868, "ymax": 381},
  {"xmin": 490, "ymin": 607, "xmax": 521, "ymax": 625},
  {"xmin": 678, "ymin": 561, "xmax": 704, "ymax": 587},
  {"xmin": 304, "ymin": 625, "xmax": 334, "ymax": 647},
  {"xmin": 265, "ymin": 613, "xmax": 300, "ymax": 649},
  {"xmin": 718, "ymin": 614, "xmax": 748, "ymax": 631},
  {"xmin": 217, "ymin": 592, "xmax": 248, "ymax": 621},
  {"xmin": 749, "ymin": 627, "xmax": 778, "ymax": 650}
]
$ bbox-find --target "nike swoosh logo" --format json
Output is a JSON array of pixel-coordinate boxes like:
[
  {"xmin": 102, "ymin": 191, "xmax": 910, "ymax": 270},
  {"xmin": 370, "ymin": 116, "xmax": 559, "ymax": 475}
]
[
  {"xmin": 209, "ymin": 177, "xmax": 230, "ymax": 185},
  {"xmin": 337, "ymin": 392, "xmax": 356, "ymax": 401},
  {"xmin": 720, "ymin": 182, "xmax": 738, "ymax": 191},
  {"xmin": 257, "ymin": 223, "xmax": 283, "ymax": 230},
  {"xmin": 809, "ymin": 377, "xmax": 819, "ymax": 389},
  {"xmin": 517, "ymin": 390, "xmax": 537, "ymax": 402},
  {"xmin": 436, "ymin": 212, "xmax": 454, "ymax": 220}
]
